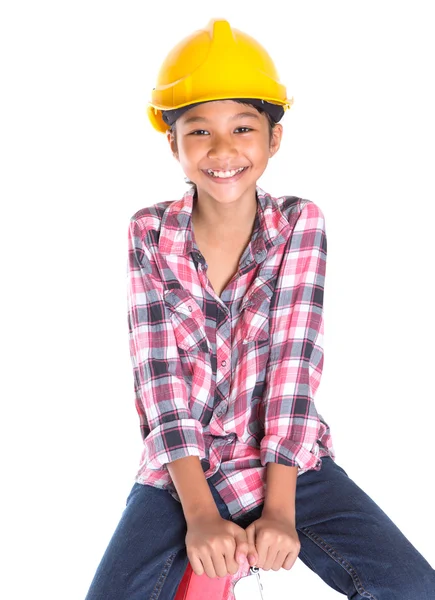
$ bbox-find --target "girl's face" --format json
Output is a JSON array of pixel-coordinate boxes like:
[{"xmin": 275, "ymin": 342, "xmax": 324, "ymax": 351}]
[{"xmin": 167, "ymin": 100, "xmax": 283, "ymax": 207}]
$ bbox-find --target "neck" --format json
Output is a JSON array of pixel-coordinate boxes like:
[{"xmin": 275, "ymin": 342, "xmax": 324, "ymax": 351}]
[{"xmin": 192, "ymin": 189, "xmax": 258, "ymax": 234}]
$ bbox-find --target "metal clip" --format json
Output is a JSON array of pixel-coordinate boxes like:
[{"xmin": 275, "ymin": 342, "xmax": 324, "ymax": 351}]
[
  {"xmin": 233, "ymin": 564, "xmax": 265, "ymax": 599},
  {"xmin": 249, "ymin": 566, "xmax": 264, "ymax": 599}
]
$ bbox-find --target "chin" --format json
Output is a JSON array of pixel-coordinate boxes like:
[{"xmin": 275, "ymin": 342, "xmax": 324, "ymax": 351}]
[
  {"xmin": 198, "ymin": 177, "xmax": 257, "ymax": 201},
  {"xmin": 210, "ymin": 186, "xmax": 255, "ymax": 203}
]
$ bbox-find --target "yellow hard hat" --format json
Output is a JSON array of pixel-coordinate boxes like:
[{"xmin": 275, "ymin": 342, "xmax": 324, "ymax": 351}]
[{"xmin": 147, "ymin": 18, "xmax": 293, "ymax": 133}]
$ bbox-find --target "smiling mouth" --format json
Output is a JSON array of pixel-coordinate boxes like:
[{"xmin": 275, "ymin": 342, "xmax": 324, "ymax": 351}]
[{"xmin": 204, "ymin": 167, "xmax": 248, "ymax": 179}]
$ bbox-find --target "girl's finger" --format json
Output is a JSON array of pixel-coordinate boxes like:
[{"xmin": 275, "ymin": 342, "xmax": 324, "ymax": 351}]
[
  {"xmin": 243, "ymin": 524, "xmax": 258, "ymax": 565},
  {"xmin": 282, "ymin": 550, "xmax": 298, "ymax": 571},
  {"xmin": 262, "ymin": 544, "xmax": 277, "ymax": 571},
  {"xmin": 225, "ymin": 550, "xmax": 241, "ymax": 576},
  {"xmin": 188, "ymin": 552, "xmax": 205, "ymax": 577},
  {"xmin": 271, "ymin": 549, "xmax": 288, "ymax": 571},
  {"xmin": 244, "ymin": 523, "xmax": 256, "ymax": 548},
  {"xmin": 255, "ymin": 539, "xmax": 270, "ymax": 569},
  {"xmin": 234, "ymin": 538, "xmax": 249, "ymax": 565},
  {"xmin": 200, "ymin": 553, "xmax": 217, "ymax": 579},
  {"xmin": 211, "ymin": 551, "xmax": 228, "ymax": 579}
]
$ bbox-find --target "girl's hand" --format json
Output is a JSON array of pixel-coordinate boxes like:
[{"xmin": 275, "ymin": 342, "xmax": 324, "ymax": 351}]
[
  {"xmin": 244, "ymin": 513, "xmax": 301, "ymax": 571},
  {"xmin": 186, "ymin": 514, "xmax": 257, "ymax": 578}
]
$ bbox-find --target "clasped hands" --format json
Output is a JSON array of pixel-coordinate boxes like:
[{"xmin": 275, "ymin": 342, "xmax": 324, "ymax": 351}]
[{"xmin": 186, "ymin": 510, "xmax": 300, "ymax": 579}]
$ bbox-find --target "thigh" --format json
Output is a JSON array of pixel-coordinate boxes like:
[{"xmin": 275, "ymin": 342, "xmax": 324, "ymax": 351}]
[
  {"xmin": 85, "ymin": 483, "xmax": 188, "ymax": 600},
  {"xmin": 85, "ymin": 479, "xmax": 232, "ymax": 600},
  {"xmin": 295, "ymin": 457, "xmax": 435, "ymax": 599}
]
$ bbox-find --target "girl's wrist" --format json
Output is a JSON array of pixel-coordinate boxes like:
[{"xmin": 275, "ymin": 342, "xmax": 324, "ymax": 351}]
[{"xmin": 261, "ymin": 504, "xmax": 296, "ymax": 526}]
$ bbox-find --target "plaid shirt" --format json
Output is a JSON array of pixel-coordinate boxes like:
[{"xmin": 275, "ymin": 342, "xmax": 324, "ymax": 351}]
[{"xmin": 127, "ymin": 186, "xmax": 335, "ymax": 519}]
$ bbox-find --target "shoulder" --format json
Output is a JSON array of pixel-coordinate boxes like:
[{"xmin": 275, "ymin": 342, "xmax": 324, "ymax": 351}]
[
  {"xmin": 129, "ymin": 199, "xmax": 173, "ymax": 235},
  {"xmin": 275, "ymin": 195, "xmax": 325, "ymax": 224}
]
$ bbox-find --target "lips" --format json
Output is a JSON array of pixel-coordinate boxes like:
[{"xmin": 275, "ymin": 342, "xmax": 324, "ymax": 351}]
[
  {"xmin": 206, "ymin": 167, "xmax": 246, "ymax": 178},
  {"xmin": 202, "ymin": 166, "xmax": 249, "ymax": 183}
]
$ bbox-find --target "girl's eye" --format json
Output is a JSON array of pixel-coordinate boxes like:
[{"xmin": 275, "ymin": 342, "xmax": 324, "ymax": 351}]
[{"xmin": 189, "ymin": 128, "xmax": 252, "ymax": 135}]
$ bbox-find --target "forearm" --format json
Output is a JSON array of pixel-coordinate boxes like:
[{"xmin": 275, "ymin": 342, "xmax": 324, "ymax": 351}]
[
  {"xmin": 167, "ymin": 455, "xmax": 220, "ymax": 525},
  {"xmin": 263, "ymin": 462, "xmax": 298, "ymax": 523}
]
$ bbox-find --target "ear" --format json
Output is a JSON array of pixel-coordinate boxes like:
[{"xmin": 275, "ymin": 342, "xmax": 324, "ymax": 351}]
[
  {"xmin": 166, "ymin": 130, "xmax": 179, "ymax": 160},
  {"xmin": 269, "ymin": 123, "xmax": 283, "ymax": 158}
]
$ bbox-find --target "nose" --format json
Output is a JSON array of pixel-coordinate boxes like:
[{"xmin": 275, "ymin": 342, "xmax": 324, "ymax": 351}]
[{"xmin": 207, "ymin": 134, "xmax": 238, "ymax": 161}]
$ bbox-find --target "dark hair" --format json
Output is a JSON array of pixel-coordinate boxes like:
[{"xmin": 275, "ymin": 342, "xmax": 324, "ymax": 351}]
[
  {"xmin": 170, "ymin": 101, "xmax": 277, "ymax": 186},
  {"xmin": 170, "ymin": 101, "xmax": 276, "ymax": 134}
]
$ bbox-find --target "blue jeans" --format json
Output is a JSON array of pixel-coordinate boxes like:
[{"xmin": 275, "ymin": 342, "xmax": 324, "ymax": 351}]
[{"xmin": 84, "ymin": 457, "xmax": 434, "ymax": 599}]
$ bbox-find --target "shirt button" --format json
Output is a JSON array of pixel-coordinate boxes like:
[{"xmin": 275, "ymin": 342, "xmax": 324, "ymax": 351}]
[
  {"xmin": 221, "ymin": 360, "xmax": 226, "ymax": 367},
  {"xmin": 188, "ymin": 305, "xmax": 192, "ymax": 312},
  {"xmin": 255, "ymin": 250, "xmax": 265, "ymax": 261},
  {"xmin": 216, "ymin": 403, "xmax": 228, "ymax": 417}
]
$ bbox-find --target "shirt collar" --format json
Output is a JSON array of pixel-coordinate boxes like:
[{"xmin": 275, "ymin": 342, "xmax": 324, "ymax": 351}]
[{"xmin": 158, "ymin": 186, "xmax": 291, "ymax": 265}]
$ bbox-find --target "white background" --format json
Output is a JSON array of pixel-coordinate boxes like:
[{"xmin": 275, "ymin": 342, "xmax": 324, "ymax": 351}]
[{"xmin": 1, "ymin": 1, "xmax": 434, "ymax": 599}]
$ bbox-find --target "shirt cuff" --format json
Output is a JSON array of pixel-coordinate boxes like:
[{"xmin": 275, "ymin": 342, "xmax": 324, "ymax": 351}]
[
  {"xmin": 260, "ymin": 434, "xmax": 322, "ymax": 473},
  {"xmin": 142, "ymin": 418, "xmax": 206, "ymax": 470}
]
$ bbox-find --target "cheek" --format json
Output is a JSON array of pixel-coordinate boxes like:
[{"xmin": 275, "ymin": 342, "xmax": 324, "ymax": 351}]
[
  {"xmin": 239, "ymin": 135, "xmax": 270, "ymax": 156},
  {"xmin": 245, "ymin": 145, "xmax": 270, "ymax": 166},
  {"xmin": 178, "ymin": 140, "xmax": 204, "ymax": 164}
]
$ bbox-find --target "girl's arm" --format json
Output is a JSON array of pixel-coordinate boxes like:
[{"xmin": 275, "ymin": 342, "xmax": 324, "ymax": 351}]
[
  {"xmin": 260, "ymin": 200, "xmax": 327, "ymax": 475},
  {"xmin": 263, "ymin": 463, "xmax": 298, "ymax": 522},
  {"xmin": 167, "ymin": 455, "xmax": 219, "ymax": 523},
  {"xmin": 127, "ymin": 216, "xmax": 207, "ymax": 470}
]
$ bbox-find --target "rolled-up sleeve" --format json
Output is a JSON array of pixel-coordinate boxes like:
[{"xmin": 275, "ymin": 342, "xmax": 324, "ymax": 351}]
[
  {"xmin": 127, "ymin": 218, "xmax": 205, "ymax": 470},
  {"xmin": 260, "ymin": 201, "xmax": 327, "ymax": 473}
]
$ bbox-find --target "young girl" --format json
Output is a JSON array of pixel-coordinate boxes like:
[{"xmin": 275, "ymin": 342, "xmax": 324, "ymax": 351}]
[{"xmin": 85, "ymin": 18, "xmax": 434, "ymax": 600}]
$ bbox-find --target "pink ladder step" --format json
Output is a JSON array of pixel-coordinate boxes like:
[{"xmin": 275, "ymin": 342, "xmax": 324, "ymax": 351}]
[{"xmin": 174, "ymin": 558, "xmax": 252, "ymax": 600}]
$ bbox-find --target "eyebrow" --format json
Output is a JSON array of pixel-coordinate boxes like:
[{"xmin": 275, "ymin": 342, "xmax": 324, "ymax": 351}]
[{"xmin": 182, "ymin": 111, "xmax": 261, "ymax": 125}]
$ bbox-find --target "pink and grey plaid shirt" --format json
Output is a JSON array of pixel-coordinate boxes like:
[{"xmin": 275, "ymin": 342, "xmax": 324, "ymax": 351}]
[{"xmin": 127, "ymin": 186, "xmax": 335, "ymax": 519}]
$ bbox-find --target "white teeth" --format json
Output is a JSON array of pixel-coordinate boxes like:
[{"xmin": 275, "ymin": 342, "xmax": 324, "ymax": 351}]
[{"xmin": 207, "ymin": 167, "xmax": 245, "ymax": 178}]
